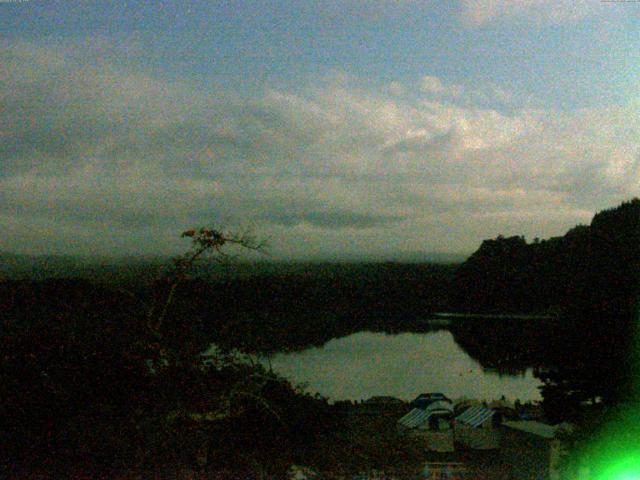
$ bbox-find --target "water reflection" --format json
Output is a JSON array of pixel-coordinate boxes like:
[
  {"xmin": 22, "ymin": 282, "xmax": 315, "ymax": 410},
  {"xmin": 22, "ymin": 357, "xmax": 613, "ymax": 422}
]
[{"xmin": 270, "ymin": 330, "xmax": 542, "ymax": 402}]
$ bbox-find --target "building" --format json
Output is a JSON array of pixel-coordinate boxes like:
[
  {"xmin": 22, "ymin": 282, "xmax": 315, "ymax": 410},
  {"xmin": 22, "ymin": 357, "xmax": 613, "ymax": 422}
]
[
  {"xmin": 454, "ymin": 405, "xmax": 500, "ymax": 450},
  {"xmin": 500, "ymin": 421, "xmax": 564, "ymax": 480},
  {"xmin": 398, "ymin": 397, "xmax": 455, "ymax": 452},
  {"xmin": 410, "ymin": 392, "xmax": 451, "ymax": 410}
]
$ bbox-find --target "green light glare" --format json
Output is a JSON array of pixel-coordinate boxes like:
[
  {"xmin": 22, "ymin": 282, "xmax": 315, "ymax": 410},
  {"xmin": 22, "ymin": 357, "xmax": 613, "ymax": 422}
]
[
  {"xmin": 598, "ymin": 457, "xmax": 640, "ymax": 480},
  {"xmin": 582, "ymin": 304, "xmax": 640, "ymax": 480},
  {"xmin": 577, "ymin": 400, "xmax": 640, "ymax": 480}
]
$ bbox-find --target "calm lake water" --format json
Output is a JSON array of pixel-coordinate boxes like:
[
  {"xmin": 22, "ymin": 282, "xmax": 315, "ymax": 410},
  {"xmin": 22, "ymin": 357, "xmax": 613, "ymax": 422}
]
[{"xmin": 269, "ymin": 330, "xmax": 542, "ymax": 402}]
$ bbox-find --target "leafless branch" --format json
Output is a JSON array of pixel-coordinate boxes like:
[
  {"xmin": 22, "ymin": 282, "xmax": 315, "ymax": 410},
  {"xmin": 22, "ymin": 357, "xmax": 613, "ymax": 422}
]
[{"xmin": 146, "ymin": 226, "xmax": 267, "ymax": 338}]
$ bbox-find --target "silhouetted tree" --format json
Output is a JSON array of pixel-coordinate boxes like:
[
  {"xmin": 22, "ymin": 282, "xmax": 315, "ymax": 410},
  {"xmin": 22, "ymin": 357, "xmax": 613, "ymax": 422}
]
[{"xmin": 0, "ymin": 227, "xmax": 337, "ymax": 478}]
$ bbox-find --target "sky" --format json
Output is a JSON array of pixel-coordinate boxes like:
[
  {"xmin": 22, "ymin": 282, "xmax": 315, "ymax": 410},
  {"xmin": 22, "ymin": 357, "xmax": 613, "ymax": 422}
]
[{"xmin": 1, "ymin": 0, "xmax": 639, "ymax": 259}]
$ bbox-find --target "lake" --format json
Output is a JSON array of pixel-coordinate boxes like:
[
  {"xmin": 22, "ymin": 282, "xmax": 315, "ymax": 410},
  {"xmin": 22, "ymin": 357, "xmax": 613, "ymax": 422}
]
[{"xmin": 269, "ymin": 330, "xmax": 542, "ymax": 402}]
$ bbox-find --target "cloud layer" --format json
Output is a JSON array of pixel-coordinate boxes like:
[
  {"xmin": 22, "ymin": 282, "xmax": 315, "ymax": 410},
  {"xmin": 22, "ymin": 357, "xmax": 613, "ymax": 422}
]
[
  {"xmin": 2, "ymin": 42, "xmax": 638, "ymax": 258},
  {"xmin": 458, "ymin": 0, "xmax": 606, "ymax": 26}
]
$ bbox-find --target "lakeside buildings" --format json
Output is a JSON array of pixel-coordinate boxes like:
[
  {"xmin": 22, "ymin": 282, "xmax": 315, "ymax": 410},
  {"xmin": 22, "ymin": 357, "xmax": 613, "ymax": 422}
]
[{"xmin": 395, "ymin": 393, "xmax": 564, "ymax": 479}]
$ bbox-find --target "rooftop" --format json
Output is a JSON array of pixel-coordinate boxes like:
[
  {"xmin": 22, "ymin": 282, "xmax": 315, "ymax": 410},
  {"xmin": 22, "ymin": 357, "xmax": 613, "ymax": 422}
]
[{"xmin": 502, "ymin": 420, "xmax": 557, "ymax": 439}]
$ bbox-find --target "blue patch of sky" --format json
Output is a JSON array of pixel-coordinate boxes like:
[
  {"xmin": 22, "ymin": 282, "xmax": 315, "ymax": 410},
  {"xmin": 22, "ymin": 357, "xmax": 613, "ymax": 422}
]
[{"xmin": 2, "ymin": 0, "xmax": 639, "ymax": 110}]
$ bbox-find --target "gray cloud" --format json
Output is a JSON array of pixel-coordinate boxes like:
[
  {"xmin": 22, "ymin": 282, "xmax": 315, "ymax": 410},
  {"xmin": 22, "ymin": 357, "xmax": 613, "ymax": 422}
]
[
  {"xmin": 264, "ymin": 210, "xmax": 405, "ymax": 229},
  {"xmin": 382, "ymin": 129, "xmax": 457, "ymax": 156},
  {"xmin": 1, "ymin": 42, "xmax": 638, "ymax": 257},
  {"xmin": 458, "ymin": 0, "xmax": 607, "ymax": 27}
]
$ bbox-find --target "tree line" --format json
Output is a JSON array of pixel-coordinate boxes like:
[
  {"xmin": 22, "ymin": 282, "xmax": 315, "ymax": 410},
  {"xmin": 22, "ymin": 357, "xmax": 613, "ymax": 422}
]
[{"xmin": 1, "ymin": 198, "xmax": 638, "ymax": 476}]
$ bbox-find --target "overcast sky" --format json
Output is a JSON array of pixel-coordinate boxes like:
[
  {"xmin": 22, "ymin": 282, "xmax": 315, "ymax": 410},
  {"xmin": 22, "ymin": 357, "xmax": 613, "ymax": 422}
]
[{"xmin": 1, "ymin": 0, "xmax": 639, "ymax": 259}]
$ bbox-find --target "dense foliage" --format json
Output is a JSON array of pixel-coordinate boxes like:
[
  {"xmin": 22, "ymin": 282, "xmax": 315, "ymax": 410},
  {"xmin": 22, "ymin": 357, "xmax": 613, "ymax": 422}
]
[
  {"xmin": 0, "ymin": 226, "xmax": 456, "ymax": 477},
  {"xmin": 0, "ymin": 230, "xmax": 339, "ymax": 478},
  {"xmin": 454, "ymin": 199, "xmax": 640, "ymax": 452},
  {"xmin": 2, "ymin": 199, "xmax": 639, "ymax": 477},
  {"xmin": 453, "ymin": 198, "xmax": 640, "ymax": 316}
]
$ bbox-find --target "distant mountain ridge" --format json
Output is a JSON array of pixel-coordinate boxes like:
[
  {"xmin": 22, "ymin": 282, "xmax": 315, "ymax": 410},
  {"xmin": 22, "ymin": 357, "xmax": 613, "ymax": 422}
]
[
  {"xmin": 0, "ymin": 251, "xmax": 467, "ymax": 281},
  {"xmin": 0, "ymin": 252, "xmax": 169, "ymax": 282}
]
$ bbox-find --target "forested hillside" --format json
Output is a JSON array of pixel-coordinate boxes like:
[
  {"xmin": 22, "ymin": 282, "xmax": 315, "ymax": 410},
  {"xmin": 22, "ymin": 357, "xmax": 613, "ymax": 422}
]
[{"xmin": 453, "ymin": 198, "xmax": 640, "ymax": 315}]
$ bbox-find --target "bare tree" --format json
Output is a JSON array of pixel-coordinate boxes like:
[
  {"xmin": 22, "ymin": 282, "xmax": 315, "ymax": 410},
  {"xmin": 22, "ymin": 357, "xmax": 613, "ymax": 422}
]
[{"xmin": 146, "ymin": 227, "xmax": 266, "ymax": 338}]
